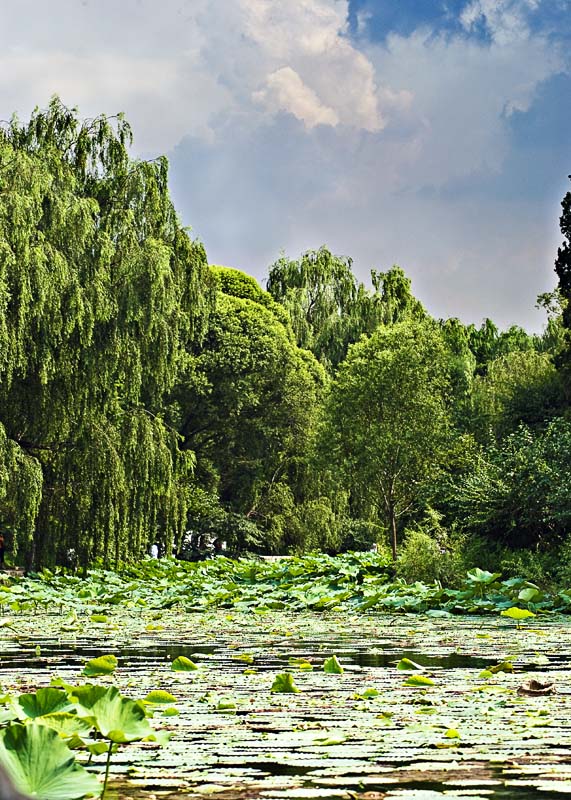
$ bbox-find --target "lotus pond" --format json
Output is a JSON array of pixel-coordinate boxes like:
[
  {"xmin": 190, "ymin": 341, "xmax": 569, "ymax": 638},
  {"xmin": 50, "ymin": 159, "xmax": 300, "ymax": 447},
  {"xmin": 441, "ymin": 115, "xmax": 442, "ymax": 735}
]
[{"xmin": 1, "ymin": 556, "xmax": 571, "ymax": 799}]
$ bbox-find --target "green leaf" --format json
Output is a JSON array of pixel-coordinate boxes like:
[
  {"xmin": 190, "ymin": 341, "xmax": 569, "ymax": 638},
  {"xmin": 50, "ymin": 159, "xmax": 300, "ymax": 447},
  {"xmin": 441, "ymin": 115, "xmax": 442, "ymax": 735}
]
[
  {"xmin": 18, "ymin": 688, "xmax": 73, "ymax": 719},
  {"xmin": 466, "ymin": 568, "xmax": 501, "ymax": 584},
  {"xmin": 0, "ymin": 723, "xmax": 100, "ymax": 800},
  {"xmin": 82, "ymin": 654, "xmax": 118, "ymax": 677},
  {"xmin": 323, "ymin": 655, "xmax": 344, "ymax": 674},
  {"xmin": 489, "ymin": 661, "xmax": 514, "ymax": 674},
  {"xmin": 270, "ymin": 673, "xmax": 301, "ymax": 693},
  {"xmin": 35, "ymin": 713, "xmax": 94, "ymax": 739},
  {"xmin": 518, "ymin": 587, "xmax": 540, "ymax": 602},
  {"xmin": 445, "ymin": 728, "xmax": 461, "ymax": 739},
  {"xmin": 89, "ymin": 615, "xmax": 108, "ymax": 624},
  {"xmin": 500, "ymin": 607, "xmax": 536, "ymax": 621},
  {"xmin": 396, "ymin": 658, "xmax": 424, "ymax": 671},
  {"xmin": 73, "ymin": 686, "xmax": 152, "ymax": 743},
  {"xmin": 216, "ymin": 697, "xmax": 237, "ymax": 711},
  {"xmin": 403, "ymin": 675, "xmax": 435, "ymax": 687},
  {"xmin": 171, "ymin": 656, "xmax": 198, "ymax": 671},
  {"xmin": 144, "ymin": 690, "xmax": 177, "ymax": 705}
]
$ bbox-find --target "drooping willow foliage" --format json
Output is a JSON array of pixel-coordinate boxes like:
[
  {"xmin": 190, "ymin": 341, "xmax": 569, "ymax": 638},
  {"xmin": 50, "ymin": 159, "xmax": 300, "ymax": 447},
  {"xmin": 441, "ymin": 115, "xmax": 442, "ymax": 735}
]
[{"xmin": 0, "ymin": 98, "xmax": 213, "ymax": 568}]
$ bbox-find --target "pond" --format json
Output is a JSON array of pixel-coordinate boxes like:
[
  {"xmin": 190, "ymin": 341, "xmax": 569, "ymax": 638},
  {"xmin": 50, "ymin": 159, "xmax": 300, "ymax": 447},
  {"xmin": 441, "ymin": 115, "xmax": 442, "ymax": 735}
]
[{"xmin": 1, "ymin": 609, "xmax": 571, "ymax": 799}]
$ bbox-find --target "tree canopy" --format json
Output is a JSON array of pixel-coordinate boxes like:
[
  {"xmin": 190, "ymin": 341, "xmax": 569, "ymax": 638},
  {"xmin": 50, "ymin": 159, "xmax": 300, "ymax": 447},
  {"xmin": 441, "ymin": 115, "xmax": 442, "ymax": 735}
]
[
  {"xmin": 322, "ymin": 320, "xmax": 451, "ymax": 559},
  {"xmin": 0, "ymin": 98, "xmax": 213, "ymax": 568}
]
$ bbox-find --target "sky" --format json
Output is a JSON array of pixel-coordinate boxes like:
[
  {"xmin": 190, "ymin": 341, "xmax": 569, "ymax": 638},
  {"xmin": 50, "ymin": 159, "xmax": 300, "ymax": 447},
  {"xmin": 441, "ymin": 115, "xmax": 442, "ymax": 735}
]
[{"xmin": 1, "ymin": 0, "xmax": 570, "ymax": 331}]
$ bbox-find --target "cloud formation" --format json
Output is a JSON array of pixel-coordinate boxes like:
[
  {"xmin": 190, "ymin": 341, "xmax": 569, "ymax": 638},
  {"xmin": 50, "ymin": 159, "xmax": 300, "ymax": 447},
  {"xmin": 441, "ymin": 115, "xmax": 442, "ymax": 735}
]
[{"xmin": 0, "ymin": 0, "xmax": 569, "ymax": 329}]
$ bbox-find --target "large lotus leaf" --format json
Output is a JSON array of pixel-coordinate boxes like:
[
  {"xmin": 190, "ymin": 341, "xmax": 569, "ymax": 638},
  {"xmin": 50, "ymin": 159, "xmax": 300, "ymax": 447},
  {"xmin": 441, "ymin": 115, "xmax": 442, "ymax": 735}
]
[
  {"xmin": 34, "ymin": 713, "xmax": 94, "ymax": 739},
  {"xmin": 18, "ymin": 688, "xmax": 73, "ymax": 719},
  {"xmin": 466, "ymin": 568, "xmax": 501, "ymax": 585},
  {"xmin": 500, "ymin": 606, "xmax": 536, "ymax": 621},
  {"xmin": 0, "ymin": 723, "xmax": 100, "ymax": 800},
  {"xmin": 82, "ymin": 655, "xmax": 117, "ymax": 677},
  {"xmin": 73, "ymin": 686, "xmax": 151, "ymax": 743}
]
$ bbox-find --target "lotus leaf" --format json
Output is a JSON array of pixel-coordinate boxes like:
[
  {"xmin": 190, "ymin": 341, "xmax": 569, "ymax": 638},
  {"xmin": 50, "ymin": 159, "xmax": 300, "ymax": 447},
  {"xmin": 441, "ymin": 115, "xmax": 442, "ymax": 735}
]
[
  {"xmin": 0, "ymin": 723, "xmax": 100, "ymax": 800},
  {"xmin": 18, "ymin": 688, "xmax": 73, "ymax": 719},
  {"xmin": 73, "ymin": 686, "xmax": 151, "ymax": 743},
  {"xmin": 270, "ymin": 673, "xmax": 300, "ymax": 693},
  {"xmin": 323, "ymin": 655, "xmax": 344, "ymax": 674},
  {"xmin": 82, "ymin": 654, "xmax": 118, "ymax": 677},
  {"xmin": 171, "ymin": 656, "xmax": 198, "ymax": 671}
]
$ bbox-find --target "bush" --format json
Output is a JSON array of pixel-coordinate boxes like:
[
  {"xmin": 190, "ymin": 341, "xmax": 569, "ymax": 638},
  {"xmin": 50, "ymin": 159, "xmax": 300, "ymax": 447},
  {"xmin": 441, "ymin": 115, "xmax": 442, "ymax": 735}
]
[{"xmin": 396, "ymin": 517, "xmax": 465, "ymax": 586}]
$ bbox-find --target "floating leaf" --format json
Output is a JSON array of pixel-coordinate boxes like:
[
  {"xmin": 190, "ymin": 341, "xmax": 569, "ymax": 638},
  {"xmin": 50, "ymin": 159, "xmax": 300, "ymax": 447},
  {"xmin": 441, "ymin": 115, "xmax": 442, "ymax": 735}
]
[
  {"xmin": 323, "ymin": 655, "xmax": 344, "ymax": 674},
  {"xmin": 489, "ymin": 661, "xmax": 514, "ymax": 674},
  {"xmin": 171, "ymin": 656, "xmax": 198, "ymax": 672},
  {"xmin": 144, "ymin": 690, "xmax": 177, "ymax": 705},
  {"xmin": 445, "ymin": 728, "xmax": 461, "ymax": 739},
  {"xmin": 216, "ymin": 697, "xmax": 237, "ymax": 711},
  {"xmin": 233, "ymin": 653, "xmax": 254, "ymax": 663},
  {"xmin": 500, "ymin": 607, "xmax": 536, "ymax": 622},
  {"xmin": 89, "ymin": 615, "xmax": 108, "ymax": 624},
  {"xmin": 0, "ymin": 723, "xmax": 101, "ymax": 800},
  {"xmin": 403, "ymin": 675, "xmax": 435, "ymax": 687},
  {"xmin": 270, "ymin": 673, "xmax": 300, "ymax": 693},
  {"xmin": 396, "ymin": 658, "xmax": 424, "ymax": 671},
  {"xmin": 82, "ymin": 655, "xmax": 117, "ymax": 677},
  {"xmin": 354, "ymin": 688, "xmax": 380, "ymax": 700}
]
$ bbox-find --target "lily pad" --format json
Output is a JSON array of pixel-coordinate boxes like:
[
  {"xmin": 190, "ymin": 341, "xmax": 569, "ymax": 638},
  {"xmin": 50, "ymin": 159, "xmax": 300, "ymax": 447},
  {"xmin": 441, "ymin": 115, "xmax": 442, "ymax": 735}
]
[
  {"xmin": 82, "ymin": 654, "xmax": 118, "ymax": 677},
  {"xmin": 171, "ymin": 656, "xmax": 198, "ymax": 671},
  {"xmin": 270, "ymin": 673, "xmax": 300, "ymax": 693},
  {"xmin": 323, "ymin": 655, "xmax": 344, "ymax": 674}
]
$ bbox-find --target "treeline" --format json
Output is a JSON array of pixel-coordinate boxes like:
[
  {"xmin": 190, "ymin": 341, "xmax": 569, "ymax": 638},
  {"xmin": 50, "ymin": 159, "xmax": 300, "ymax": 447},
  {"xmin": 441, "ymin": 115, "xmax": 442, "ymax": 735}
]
[{"xmin": 1, "ymin": 100, "xmax": 570, "ymax": 579}]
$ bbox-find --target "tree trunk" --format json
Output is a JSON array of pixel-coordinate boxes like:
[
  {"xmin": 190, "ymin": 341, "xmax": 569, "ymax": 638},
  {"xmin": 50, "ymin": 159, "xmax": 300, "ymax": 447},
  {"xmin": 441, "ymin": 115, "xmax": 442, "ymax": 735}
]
[{"xmin": 389, "ymin": 505, "xmax": 398, "ymax": 561}]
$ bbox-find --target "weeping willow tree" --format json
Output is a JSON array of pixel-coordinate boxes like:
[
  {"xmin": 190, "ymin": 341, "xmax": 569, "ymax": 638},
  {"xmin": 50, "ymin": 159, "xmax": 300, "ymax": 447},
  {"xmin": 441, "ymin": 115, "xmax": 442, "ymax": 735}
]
[{"xmin": 0, "ymin": 98, "xmax": 213, "ymax": 568}]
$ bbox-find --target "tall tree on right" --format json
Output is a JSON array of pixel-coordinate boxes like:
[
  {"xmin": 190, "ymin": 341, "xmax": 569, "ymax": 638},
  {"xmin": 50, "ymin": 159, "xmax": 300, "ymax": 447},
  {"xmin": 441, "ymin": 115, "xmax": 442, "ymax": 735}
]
[
  {"xmin": 322, "ymin": 320, "xmax": 451, "ymax": 560},
  {"xmin": 555, "ymin": 176, "xmax": 571, "ymax": 392}
]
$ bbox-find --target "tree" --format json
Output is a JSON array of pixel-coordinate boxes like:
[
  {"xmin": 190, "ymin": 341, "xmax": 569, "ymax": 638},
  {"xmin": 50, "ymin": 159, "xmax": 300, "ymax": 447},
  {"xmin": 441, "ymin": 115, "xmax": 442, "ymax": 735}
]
[
  {"xmin": 170, "ymin": 267, "xmax": 326, "ymax": 550},
  {"xmin": 266, "ymin": 247, "xmax": 424, "ymax": 370},
  {"xmin": 0, "ymin": 99, "xmax": 213, "ymax": 567},
  {"xmin": 322, "ymin": 320, "xmax": 451, "ymax": 559},
  {"xmin": 451, "ymin": 419, "xmax": 571, "ymax": 549},
  {"xmin": 470, "ymin": 350, "xmax": 562, "ymax": 441},
  {"xmin": 555, "ymin": 175, "xmax": 571, "ymax": 392}
]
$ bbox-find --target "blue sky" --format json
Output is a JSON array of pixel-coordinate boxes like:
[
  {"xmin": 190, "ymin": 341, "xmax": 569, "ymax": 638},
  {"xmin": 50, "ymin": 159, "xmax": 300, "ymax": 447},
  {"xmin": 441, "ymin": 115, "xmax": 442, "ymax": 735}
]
[{"xmin": 1, "ymin": 0, "xmax": 570, "ymax": 329}]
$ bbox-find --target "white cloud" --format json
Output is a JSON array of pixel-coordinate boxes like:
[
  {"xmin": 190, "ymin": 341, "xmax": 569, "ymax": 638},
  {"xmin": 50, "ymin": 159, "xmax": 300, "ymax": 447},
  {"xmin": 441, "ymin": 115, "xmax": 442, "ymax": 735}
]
[
  {"xmin": 0, "ymin": 0, "xmax": 568, "ymax": 329},
  {"xmin": 460, "ymin": 0, "xmax": 540, "ymax": 44},
  {"xmin": 253, "ymin": 67, "xmax": 339, "ymax": 128}
]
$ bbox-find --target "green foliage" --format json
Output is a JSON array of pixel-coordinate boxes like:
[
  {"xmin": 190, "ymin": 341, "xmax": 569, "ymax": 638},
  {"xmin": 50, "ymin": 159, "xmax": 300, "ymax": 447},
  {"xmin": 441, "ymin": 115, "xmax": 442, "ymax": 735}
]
[
  {"xmin": 270, "ymin": 673, "xmax": 300, "ymax": 693},
  {"xmin": 211, "ymin": 265, "xmax": 291, "ymax": 329},
  {"xmin": 554, "ymin": 176, "xmax": 571, "ymax": 388},
  {"xmin": 470, "ymin": 350, "xmax": 562, "ymax": 440},
  {"xmin": 451, "ymin": 418, "xmax": 571, "ymax": 548},
  {"xmin": 0, "ymin": 723, "xmax": 100, "ymax": 800},
  {"xmin": 0, "ymin": 98, "xmax": 213, "ymax": 568},
  {"xmin": 171, "ymin": 656, "xmax": 198, "ymax": 671},
  {"xmin": 82, "ymin": 655, "xmax": 118, "ymax": 677},
  {"xmin": 396, "ymin": 517, "xmax": 466, "ymax": 587},
  {"xmin": 323, "ymin": 656, "xmax": 344, "ymax": 674},
  {"xmin": 323, "ymin": 320, "xmax": 452, "ymax": 558},
  {"xmin": 173, "ymin": 289, "xmax": 326, "ymax": 551},
  {"xmin": 267, "ymin": 247, "xmax": 425, "ymax": 370}
]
